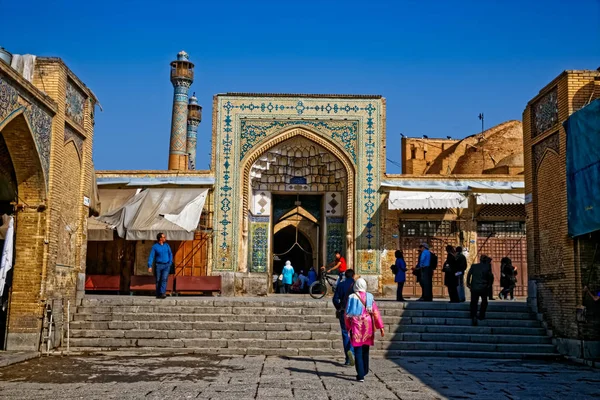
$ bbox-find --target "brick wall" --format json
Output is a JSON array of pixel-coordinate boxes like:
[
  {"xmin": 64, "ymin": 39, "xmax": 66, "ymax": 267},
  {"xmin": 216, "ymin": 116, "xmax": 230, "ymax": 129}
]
[
  {"xmin": 524, "ymin": 69, "xmax": 600, "ymax": 344},
  {"xmin": 0, "ymin": 58, "xmax": 96, "ymax": 350}
]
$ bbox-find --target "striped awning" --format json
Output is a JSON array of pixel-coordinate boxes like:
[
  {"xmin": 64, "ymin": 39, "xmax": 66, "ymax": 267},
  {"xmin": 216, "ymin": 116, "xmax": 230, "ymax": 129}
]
[{"xmin": 475, "ymin": 193, "xmax": 525, "ymax": 205}]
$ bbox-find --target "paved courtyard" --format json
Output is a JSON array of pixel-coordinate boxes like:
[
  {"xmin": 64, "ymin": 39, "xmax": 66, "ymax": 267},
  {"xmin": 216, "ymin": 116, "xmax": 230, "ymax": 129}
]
[{"xmin": 0, "ymin": 354, "xmax": 598, "ymax": 399}]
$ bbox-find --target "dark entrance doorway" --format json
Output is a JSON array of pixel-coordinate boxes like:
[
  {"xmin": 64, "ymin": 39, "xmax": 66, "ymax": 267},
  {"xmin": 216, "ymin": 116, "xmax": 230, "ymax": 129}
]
[{"xmin": 273, "ymin": 226, "xmax": 313, "ymax": 276}]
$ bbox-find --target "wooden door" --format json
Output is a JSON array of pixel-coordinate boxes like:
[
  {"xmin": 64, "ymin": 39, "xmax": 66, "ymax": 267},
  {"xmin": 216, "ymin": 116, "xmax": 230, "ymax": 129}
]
[{"xmin": 173, "ymin": 232, "xmax": 210, "ymax": 277}]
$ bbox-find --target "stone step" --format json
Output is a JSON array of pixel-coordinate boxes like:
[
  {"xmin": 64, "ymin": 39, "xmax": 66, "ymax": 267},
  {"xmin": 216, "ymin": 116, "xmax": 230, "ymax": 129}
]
[
  {"xmin": 371, "ymin": 350, "xmax": 562, "ymax": 360},
  {"xmin": 69, "ymin": 328, "xmax": 550, "ymax": 346},
  {"xmin": 384, "ymin": 318, "xmax": 542, "ymax": 327},
  {"xmin": 78, "ymin": 297, "xmax": 529, "ymax": 312},
  {"xmin": 376, "ymin": 341, "xmax": 556, "ymax": 353},
  {"xmin": 79, "ymin": 297, "xmax": 335, "ymax": 309},
  {"xmin": 65, "ymin": 347, "xmax": 340, "ymax": 357},
  {"xmin": 68, "ymin": 337, "xmax": 336, "ymax": 350},
  {"xmin": 69, "ymin": 320, "xmax": 340, "ymax": 332},
  {"xmin": 74, "ymin": 307, "xmax": 535, "ymax": 321},
  {"xmin": 381, "ymin": 333, "xmax": 551, "ymax": 344},
  {"xmin": 72, "ymin": 312, "xmax": 340, "ymax": 324},
  {"xmin": 69, "ymin": 296, "xmax": 553, "ymax": 359},
  {"xmin": 70, "ymin": 329, "xmax": 340, "ymax": 341},
  {"xmin": 390, "ymin": 325, "xmax": 547, "ymax": 336},
  {"xmin": 69, "ymin": 316, "xmax": 541, "ymax": 333},
  {"xmin": 64, "ymin": 347, "xmax": 559, "ymax": 360},
  {"xmin": 72, "ymin": 311, "xmax": 534, "ymax": 325}
]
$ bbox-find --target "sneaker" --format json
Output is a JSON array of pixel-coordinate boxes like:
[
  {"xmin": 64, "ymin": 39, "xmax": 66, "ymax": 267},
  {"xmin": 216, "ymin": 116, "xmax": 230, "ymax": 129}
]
[
  {"xmin": 357, "ymin": 378, "xmax": 364, "ymax": 382},
  {"xmin": 347, "ymin": 350, "xmax": 355, "ymax": 366}
]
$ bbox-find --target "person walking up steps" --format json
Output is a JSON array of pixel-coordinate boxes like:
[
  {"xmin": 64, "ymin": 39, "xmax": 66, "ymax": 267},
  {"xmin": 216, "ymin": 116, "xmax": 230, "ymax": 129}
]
[
  {"xmin": 345, "ymin": 278, "xmax": 384, "ymax": 382},
  {"xmin": 333, "ymin": 269, "xmax": 356, "ymax": 366},
  {"xmin": 467, "ymin": 255, "xmax": 494, "ymax": 326},
  {"xmin": 282, "ymin": 261, "xmax": 295, "ymax": 294}
]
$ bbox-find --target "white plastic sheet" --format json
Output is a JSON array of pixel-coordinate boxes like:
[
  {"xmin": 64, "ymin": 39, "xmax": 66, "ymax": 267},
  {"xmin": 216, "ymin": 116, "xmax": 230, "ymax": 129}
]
[
  {"xmin": 0, "ymin": 216, "xmax": 14, "ymax": 297},
  {"xmin": 388, "ymin": 191, "xmax": 469, "ymax": 210},
  {"xmin": 98, "ymin": 188, "xmax": 208, "ymax": 240}
]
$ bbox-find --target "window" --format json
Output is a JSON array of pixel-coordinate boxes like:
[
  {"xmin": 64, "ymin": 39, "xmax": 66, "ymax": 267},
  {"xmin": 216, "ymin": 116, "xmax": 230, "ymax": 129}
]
[
  {"xmin": 400, "ymin": 220, "xmax": 456, "ymax": 237},
  {"xmin": 477, "ymin": 221, "xmax": 526, "ymax": 237}
]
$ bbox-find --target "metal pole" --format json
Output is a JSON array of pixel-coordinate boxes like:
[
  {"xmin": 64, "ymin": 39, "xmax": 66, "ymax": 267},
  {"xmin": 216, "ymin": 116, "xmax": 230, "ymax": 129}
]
[{"xmin": 67, "ymin": 300, "xmax": 70, "ymax": 354}]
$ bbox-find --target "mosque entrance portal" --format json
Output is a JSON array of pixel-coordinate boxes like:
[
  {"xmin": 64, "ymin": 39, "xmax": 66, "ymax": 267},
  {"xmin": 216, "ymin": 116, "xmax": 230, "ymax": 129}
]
[{"xmin": 245, "ymin": 134, "xmax": 350, "ymax": 291}]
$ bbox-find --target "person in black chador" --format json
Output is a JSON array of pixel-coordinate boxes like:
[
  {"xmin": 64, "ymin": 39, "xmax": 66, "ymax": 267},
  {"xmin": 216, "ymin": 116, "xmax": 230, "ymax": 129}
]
[
  {"xmin": 499, "ymin": 257, "xmax": 517, "ymax": 300},
  {"xmin": 443, "ymin": 245, "xmax": 459, "ymax": 303}
]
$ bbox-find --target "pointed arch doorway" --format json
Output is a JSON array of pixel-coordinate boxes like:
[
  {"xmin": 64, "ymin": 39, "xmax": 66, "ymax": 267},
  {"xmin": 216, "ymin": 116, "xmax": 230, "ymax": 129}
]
[{"xmin": 243, "ymin": 130, "xmax": 352, "ymax": 292}]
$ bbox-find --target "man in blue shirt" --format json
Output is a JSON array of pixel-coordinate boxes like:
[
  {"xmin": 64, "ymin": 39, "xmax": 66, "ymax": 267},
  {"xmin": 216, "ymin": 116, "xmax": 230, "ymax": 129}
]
[
  {"xmin": 148, "ymin": 232, "xmax": 173, "ymax": 299},
  {"xmin": 333, "ymin": 269, "xmax": 355, "ymax": 366},
  {"xmin": 417, "ymin": 243, "xmax": 433, "ymax": 302}
]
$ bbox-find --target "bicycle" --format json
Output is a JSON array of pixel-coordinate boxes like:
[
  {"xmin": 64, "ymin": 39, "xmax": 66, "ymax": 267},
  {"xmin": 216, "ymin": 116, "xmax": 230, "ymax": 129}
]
[{"xmin": 309, "ymin": 272, "xmax": 339, "ymax": 299}]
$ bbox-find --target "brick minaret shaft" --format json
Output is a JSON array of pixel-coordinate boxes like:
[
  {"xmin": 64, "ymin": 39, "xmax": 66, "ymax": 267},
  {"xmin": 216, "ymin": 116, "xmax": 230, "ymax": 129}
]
[
  {"xmin": 168, "ymin": 51, "xmax": 194, "ymax": 170},
  {"xmin": 186, "ymin": 94, "xmax": 202, "ymax": 170}
]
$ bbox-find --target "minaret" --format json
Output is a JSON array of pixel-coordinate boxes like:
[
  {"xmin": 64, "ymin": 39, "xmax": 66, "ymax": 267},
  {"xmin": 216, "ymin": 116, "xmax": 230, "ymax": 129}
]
[
  {"xmin": 186, "ymin": 93, "xmax": 202, "ymax": 170},
  {"xmin": 168, "ymin": 51, "xmax": 194, "ymax": 170}
]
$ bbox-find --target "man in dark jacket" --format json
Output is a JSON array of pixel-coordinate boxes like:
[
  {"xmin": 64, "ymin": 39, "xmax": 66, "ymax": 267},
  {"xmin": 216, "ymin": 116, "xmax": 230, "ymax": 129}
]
[
  {"xmin": 467, "ymin": 255, "xmax": 494, "ymax": 326},
  {"xmin": 333, "ymin": 269, "xmax": 355, "ymax": 366}
]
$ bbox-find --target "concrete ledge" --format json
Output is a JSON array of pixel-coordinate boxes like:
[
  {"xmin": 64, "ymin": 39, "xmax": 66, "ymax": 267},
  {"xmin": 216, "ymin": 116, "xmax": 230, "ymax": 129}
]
[
  {"xmin": 0, "ymin": 351, "xmax": 40, "ymax": 368},
  {"xmin": 555, "ymin": 338, "xmax": 600, "ymax": 361}
]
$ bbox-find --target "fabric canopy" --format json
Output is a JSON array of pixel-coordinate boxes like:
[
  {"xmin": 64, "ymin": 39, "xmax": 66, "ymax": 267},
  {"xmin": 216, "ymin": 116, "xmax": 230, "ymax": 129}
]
[
  {"xmin": 388, "ymin": 191, "xmax": 468, "ymax": 210},
  {"xmin": 565, "ymin": 99, "xmax": 600, "ymax": 237},
  {"xmin": 97, "ymin": 188, "xmax": 208, "ymax": 240},
  {"xmin": 88, "ymin": 189, "xmax": 139, "ymax": 241},
  {"xmin": 380, "ymin": 179, "xmax": 524, "ymax": 191},
  {"xmin": 474, "ymin": 193, "xmax": 525, "ymax": 205}
]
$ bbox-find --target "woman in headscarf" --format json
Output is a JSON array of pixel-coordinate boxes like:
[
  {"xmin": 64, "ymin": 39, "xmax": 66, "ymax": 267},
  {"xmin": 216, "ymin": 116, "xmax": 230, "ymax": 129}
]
[
  {"xmin": 282, "ymin": 260, "xmax": 295, "ymax": 294},
  {"xmin": 345, "ymin": 278, "xmax": 384, "ymax": 382}
]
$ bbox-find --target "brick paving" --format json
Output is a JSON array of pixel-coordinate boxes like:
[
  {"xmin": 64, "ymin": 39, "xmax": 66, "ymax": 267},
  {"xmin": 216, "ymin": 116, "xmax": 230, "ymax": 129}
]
[{"xmin": 0, "ymin": 354, "xmax": 598, "ymax": 399}]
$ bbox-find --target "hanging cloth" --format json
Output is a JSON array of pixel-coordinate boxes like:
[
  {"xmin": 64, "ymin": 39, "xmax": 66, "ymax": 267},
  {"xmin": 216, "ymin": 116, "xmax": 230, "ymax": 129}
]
[{"xmin": 0, "ymin": 216, "xmax": 15, "ymax": 297}]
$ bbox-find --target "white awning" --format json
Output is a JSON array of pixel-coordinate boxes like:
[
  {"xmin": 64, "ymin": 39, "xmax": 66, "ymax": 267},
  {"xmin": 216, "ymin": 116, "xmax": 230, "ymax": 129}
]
[
  {"xmin": 88, "ymin": 189, "xmax": 139, "ymax": 241},
  {"xmin": 388, "ymin": 191, "xmax": 469, "ymax": 210},
  {"xmin": 97, "ymin": 188, "xmax": 208, "ymax": 241},
  {"xmin": 475, "ymin": 192, "xmax": 525, "ymax": 205}
]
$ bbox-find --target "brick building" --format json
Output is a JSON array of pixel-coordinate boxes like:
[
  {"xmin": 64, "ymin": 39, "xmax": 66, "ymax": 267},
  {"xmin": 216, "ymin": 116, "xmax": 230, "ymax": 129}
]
[
  {"xmin": 524, "ymin": 68, "xmax": 600, "ymax": 360},
  {"xmin": 82, "ymin": 51, "xmax": 529, "ymax": 299},
  {"xmin": 0, "ymin": 52, "xmax": 97, "ymax": 350},
  {"xmin": 380, "ymin": 122, "xmax": 526, "ymax": 298}
]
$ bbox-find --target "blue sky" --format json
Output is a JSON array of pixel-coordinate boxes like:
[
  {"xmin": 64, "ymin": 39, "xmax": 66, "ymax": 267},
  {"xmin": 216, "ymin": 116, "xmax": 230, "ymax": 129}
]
[{"xmin": 2, "ymin": 0, "xmax": 599, "ymax": 173}]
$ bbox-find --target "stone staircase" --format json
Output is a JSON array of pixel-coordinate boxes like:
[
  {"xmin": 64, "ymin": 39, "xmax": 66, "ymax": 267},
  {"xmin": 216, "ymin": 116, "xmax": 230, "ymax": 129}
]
[{"xmin": 66, "ymin": 296, "xmax": 559, "ymax": 359}]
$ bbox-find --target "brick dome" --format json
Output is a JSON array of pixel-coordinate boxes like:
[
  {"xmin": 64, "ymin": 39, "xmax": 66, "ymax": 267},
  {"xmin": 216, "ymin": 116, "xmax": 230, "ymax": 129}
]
[{"xmin": 450, "ymin": 120, "xmax": 523, "ymax": 175}]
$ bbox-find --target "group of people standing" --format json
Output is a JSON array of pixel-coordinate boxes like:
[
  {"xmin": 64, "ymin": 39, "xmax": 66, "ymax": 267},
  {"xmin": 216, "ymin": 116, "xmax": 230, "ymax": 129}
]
[
  {"xmin": 274, "ymin": 261, "xmax": 317, "ymax": 294},
  {"xmin": 392, "ymin": 244, "xmax": 518, "ymax": 304}
]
